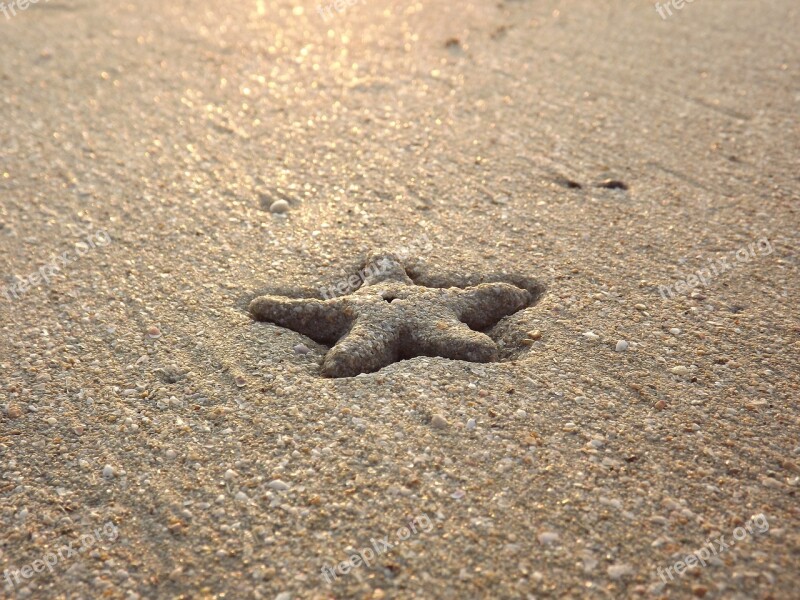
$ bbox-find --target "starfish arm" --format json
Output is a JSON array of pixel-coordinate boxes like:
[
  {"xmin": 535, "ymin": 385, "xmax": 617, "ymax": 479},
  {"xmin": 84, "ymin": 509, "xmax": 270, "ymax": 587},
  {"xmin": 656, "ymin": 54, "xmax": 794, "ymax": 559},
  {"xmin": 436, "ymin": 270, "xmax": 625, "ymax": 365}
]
[
  {"xmin": 406, "ymin": 319, "xmax": 498, "ymax": 363},
  {"xmin": 321, "ymin": 318, "xmax": 400, "ymax": 377},
  {"xmin": 455, "ymin": 283, "xmax": 531, "ymax": 330},
  {"xmin": 248, "ymin": 296, "xmax": 350, "ymax": 344}
]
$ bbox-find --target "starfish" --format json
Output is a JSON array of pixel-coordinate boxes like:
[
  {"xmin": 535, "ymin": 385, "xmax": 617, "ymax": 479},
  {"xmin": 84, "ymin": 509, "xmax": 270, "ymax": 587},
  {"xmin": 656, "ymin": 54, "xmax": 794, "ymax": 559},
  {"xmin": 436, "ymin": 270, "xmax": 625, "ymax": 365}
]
[{"xmin": 248, "ymin": 251, "xmax": 534, "ymax": 378}]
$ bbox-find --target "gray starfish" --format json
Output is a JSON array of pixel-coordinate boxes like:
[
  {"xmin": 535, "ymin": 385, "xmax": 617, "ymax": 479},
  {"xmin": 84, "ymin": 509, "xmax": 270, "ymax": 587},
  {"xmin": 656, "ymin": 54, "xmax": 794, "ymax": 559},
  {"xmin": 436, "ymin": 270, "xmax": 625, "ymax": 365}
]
[{"xmin": 249, "ymin": 251, "xmax": 533, "ymax": 378}]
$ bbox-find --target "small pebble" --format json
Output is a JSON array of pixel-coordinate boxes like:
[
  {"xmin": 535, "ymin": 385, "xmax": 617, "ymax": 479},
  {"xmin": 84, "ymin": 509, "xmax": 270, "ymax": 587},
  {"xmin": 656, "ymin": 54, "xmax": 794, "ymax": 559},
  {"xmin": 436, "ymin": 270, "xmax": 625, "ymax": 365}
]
[
  {"xmin": 147, "ymin": 325, "xmax": 162, "ymax": 339},
  {"xmin": 102, "ymin": 465, "xmax": 115, "ymax": 478},
  {"xmin": 634, "ymin": 304, "xmax": 647, "ymax": 311},
  {"xmin": 598, "ymin": 179, "xmax": 628, "ymax": 190},
  {"xmin": 269, "ymin": 200, "xmax": 289, "ymax": 214},
  {"xmin": 527, "ymin": 330, "xmax": 542, "ymax": 340},
  {"xmin": 582, "ymin": 331, "xmax": 600, "ymax": 341},
  {"xmin": 430, "ymin": 414, "xmax": 449, "ymax": 429},
  {"xmin": 515, "ymin": 409, "xmax": 527, "ymax": 419},
  {"xmin": 6, "ymin": 404, "xmax": 23, "ymax": 419},
  {"xmin": 669, "ymin": 328, "xmax": 681, "ymax": 335},
  {"xmin": 224, "ymin": 469, "xmax": 238, "ymax": 481},
  {"xmin": 670, "ymin": 366, "xmax": 689, "ymax": 376},
  {"xmin": 268, "ymin": 479, "xmax": 290, "ymax": 491},
  {"xmin": 235, "ymin": 491, "xmax": 249, "ymax": 502},
  {"xmin": 607, "ymin": 564, "xmax": 633, "ymax": 579},
  {"xmin": 537, "ymin": 531, "xmax": 560, "ymax": 544},
  {"xmin": 466, "ymin": 418, "xmax": 476, "ymax": 430},
  {"xmin": 166, "ymin": 449, "xmax": 177, "ymax": 460},
  {"xmin": 615, "ymin": 340, "xmax": 629, "ymax": 352},
  {"xmin": 293, "ymin": 343, "xmax": 310, "ymax": 355},
  {"xmin": 654, "ymin": 400, "xmax": 666, "ymax": 410}
]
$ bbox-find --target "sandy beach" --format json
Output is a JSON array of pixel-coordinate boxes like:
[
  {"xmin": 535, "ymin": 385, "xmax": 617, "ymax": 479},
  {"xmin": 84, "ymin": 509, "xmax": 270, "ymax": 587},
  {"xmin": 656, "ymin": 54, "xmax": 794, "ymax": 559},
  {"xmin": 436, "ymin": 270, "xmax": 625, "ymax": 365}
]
[{"xmin": 1, "ymin": 0, "xmax": 798, "ymax": 598}]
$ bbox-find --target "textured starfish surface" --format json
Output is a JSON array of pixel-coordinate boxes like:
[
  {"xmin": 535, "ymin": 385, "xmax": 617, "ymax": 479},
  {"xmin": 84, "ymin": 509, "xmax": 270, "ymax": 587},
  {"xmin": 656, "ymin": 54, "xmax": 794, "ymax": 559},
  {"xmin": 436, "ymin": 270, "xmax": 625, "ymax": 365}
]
[{"xmin": 249, "ymin": 251, "xmax": 533, "ymax": 377}]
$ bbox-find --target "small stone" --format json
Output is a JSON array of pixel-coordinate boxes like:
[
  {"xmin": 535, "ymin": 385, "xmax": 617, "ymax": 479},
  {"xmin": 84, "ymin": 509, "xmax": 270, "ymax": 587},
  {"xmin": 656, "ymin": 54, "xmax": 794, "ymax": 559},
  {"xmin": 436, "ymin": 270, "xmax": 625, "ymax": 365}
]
[
  {"xmin": 669, "ymin": 328, "xmax": 681, "ymax": 335},
  {"xmin": 466, "ymin": 418, "xmax": 476, "ymax": 430},
  {"xmin": 224, "ymin": 469, "xmax": 238, "ymax": 481},
  {"xmin": 235, "ymin": 491, "xmax": 249, "ymax": 502},
  {"xmin": 6, "ymin": 404, "xmax": 23, "ymax": 419},
  {"xmin": 598, "ymin": 179, "xmax": 628, "ymax": 190},
  {"xmin": 537, "ymin": 531, "xmax": 559, "ymax": 544},
  {"xmin": 147, "ymin": 325, "xmax": 162, "ymax": 338},
  {"xmin": 607, "ymin": 564, "xmax": 633, "ymax": 579},
  {"xmin": 275, "ymin": 593, "xmax": 292, "ymax": 600},
  {"xmin": 615, "ymin": 340, "xmax": 629, "ymax": 352},
  {"xmin": 430, "ymin": 414, "xmax": 449, "ymax": 429},
  {"xmin": 634, "ymin": 304, "xmax": 647, "ymax": 311},
  {"xmin": 157, "ymin": 365, "xmax": 184, "ymax": 384},
  {"xmin": 102, "ymin": 465, "xmax": 115, "ymax": 478},
  {"xmin": 234, "ymin": 375, "xmax": 247, "ymax": 388},
  {"xmin": 527, "ymin": 330, "xmax": 542, "ymax": 340},
  {"xmin": 582, "ymin": 331, "xmax": 600, "ymax": 341},
  {"xmin": 515, "ymin": 409, "xmax": 527, "ymax": 419},
  {"xmin": 654, "ymin": 400, "xmax": 666, "ymax": 411},
  {"xmin": 268, "ymin": 479, "xmax": 290, "ymax": 491},
  {"xmin": 670, "ymin": 366, "xmax": 689, "ymax": 376},
  {"xmin": 293, "ymin": 343, "xmax": 310, "ymax": 355},
  {"xmin": 761, "ymin": 476, "xmax": 783, "ymax": 489},
  {"xmin": 165, "ymin": 449, "xmax": 177, "ymax": 460},
  {"xmin": 269, "ymin": 200, "xmax": 290, "ymax": 214}
]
